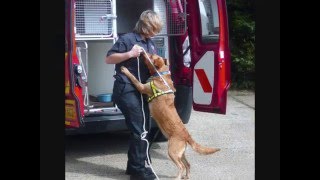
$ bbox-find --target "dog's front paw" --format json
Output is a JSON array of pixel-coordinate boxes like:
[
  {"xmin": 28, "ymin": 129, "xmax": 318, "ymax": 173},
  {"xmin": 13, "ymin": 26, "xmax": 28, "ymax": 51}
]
[{"xmin": 120, "ymin": 66, "xmax": 129, "ymax": 74}]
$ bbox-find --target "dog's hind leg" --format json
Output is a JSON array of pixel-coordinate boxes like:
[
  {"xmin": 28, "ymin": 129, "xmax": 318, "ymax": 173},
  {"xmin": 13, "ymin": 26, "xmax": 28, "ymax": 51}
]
[
  {"xmin": 182, "ymin": 153, "xmax": 190, "ymax": 179},
  {"xmin": 168, "ymin": 138, "xmax": 186, "ymax": 180}
]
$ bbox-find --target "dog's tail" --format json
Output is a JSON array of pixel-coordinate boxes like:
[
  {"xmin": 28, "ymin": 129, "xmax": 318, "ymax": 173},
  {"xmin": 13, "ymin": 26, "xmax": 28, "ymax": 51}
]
[{"xmin": 187, "ymin": 136, "xmax": 220, "ymax": 155}]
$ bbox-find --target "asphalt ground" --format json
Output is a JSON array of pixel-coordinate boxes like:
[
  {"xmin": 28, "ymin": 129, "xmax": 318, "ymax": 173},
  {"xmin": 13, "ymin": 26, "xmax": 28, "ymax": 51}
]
[{"xmin": 65, "ymin": 90, "xmax": 255, "ymax": 180}]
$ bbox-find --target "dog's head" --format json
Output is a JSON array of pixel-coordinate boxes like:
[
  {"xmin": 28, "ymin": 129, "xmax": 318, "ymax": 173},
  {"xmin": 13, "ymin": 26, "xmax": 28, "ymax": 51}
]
[
  {"xmin": 142, "ymin": 52, "xmax": 176, "ymax": 92},
  {"xmin": 142, "ymin": 53, "xmax": 169, "ymax": 75}
]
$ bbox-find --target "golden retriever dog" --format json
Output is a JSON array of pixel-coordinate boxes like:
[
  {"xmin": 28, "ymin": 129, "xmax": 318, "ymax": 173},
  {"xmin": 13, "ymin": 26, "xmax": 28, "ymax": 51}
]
[{"xmin": 121, "ymin": 53, "xmax": 220, "ymax": 179}]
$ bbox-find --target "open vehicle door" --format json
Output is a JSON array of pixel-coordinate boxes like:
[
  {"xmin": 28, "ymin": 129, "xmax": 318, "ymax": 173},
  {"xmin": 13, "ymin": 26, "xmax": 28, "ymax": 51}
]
[
  {"xmin": 65, "ymin": 0, "xmax": 84, "ymax": 128},
  {"xmin": 188, "ymin": 0, "xmax": 231, "ymax": 114}
]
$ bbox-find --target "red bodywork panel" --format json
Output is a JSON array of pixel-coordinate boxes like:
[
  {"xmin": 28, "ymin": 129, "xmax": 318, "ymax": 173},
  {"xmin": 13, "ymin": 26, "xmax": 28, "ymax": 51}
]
[{"xmin": 65, "ymin": 0, "xmax": 84, "ymax": 128}]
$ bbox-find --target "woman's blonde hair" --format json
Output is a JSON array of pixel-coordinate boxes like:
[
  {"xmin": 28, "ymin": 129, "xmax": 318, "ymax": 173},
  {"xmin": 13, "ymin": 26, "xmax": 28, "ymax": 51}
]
[{"xmin": 133, "ymin": 10, "xmax": 163, "ymax": 36}]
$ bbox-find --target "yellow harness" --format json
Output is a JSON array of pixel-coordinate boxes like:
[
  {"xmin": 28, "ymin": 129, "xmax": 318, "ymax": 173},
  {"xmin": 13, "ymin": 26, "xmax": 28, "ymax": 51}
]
[{"xmin": 148, "ymin": 80, "xmax": 174, "ymax": 102}]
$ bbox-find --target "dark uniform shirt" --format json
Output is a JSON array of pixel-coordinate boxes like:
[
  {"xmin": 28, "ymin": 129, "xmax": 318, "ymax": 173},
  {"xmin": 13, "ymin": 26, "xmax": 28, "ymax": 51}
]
[{"xmin": 107, "ymin": 32, "xmax": 157, "ymax": 84}]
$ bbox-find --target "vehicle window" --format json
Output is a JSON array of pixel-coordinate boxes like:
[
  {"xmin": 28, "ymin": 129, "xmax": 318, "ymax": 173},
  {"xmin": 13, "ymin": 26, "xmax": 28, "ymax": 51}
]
[{"xmin": 199, "ymin": 0, "xmax": 219, "ymax": 43}]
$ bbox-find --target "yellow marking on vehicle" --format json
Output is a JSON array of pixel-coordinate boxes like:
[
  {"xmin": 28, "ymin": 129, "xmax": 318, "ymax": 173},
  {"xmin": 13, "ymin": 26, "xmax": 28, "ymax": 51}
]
[
  {"xmin": 65, "ymin": 80, "xmax": 70, "ymax": 95},
  {"xmin": 65, "ymin": 100, "xmax": 76, "ymax": 120}
]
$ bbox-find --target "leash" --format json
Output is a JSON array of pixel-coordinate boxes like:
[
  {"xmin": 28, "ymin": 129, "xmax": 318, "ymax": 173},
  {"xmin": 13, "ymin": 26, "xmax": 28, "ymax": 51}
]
[
  {"xmin": 136, "ymin": 46, "xmax": 175, "ymax": 180},
  {"xmin": 137, "ymin": 50, "xmax": 160, "ymax": 180}
]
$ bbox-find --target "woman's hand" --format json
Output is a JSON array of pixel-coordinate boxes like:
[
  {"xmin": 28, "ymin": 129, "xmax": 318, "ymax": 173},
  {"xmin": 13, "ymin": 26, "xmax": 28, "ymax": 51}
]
[
  {"xmin": 105, "ymin": 45, "xmax": 144, "ymax": 64},
  {"xmin": 129, "ymin": 45, "xmax": 143, "ymax": 58}
]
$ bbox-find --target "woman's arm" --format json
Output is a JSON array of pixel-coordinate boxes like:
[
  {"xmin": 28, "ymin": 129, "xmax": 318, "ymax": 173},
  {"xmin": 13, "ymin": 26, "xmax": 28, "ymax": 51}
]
[{"xmin": 105, "ymin": 44, "xmax": 143, "ymax": 64}]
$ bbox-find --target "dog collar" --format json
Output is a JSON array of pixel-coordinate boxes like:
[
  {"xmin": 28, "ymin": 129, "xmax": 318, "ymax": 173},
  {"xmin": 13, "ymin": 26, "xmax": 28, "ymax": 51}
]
[
  {"xmin": 148, "ymin": 80, "xmax": 174, "ymax": 102},
  {"xmin": 151, "ymin": 70, "xmax": 171, "ymax": 77}
]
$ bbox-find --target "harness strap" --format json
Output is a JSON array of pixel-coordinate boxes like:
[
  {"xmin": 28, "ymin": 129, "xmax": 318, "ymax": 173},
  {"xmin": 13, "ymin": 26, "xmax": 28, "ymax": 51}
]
[{"xmin": 148, "ymin": 81, "xmax": 174, "ymax": 102}]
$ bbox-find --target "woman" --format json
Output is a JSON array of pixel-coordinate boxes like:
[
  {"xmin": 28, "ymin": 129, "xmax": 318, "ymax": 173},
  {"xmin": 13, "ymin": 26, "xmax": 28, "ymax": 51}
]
[{"xmin": 105, "ymin": 10, "xmax": 162, "ymax": 180}]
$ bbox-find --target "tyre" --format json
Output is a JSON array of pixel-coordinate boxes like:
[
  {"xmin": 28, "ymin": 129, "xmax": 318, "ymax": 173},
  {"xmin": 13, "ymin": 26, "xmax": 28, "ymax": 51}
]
[{"xmin": 150, "ymin": 127, "xmax": 167, "ymax": 142}]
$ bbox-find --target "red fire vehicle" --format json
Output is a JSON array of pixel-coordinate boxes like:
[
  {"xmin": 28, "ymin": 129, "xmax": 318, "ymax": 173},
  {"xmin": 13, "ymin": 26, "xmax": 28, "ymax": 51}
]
[{"xmin": 65, "ymin": 0, "xmax": 230, "ymax": 137}]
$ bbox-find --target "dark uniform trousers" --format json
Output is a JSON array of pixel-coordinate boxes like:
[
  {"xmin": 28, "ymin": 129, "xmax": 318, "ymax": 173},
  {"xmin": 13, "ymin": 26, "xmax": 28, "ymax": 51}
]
[{"xmin": 112, "ymin": 81, "xmax": 152, "ymax": 174}]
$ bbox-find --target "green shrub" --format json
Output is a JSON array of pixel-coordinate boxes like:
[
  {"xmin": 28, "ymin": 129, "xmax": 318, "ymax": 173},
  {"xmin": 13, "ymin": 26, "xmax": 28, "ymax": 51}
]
[{"xmin": 227, "ymin": 0, "xmax": 255, "ymax": 90}]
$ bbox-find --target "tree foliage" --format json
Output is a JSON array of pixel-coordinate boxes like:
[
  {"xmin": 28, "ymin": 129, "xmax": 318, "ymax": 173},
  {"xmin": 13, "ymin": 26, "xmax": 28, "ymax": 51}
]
[{"xmin": 227, "ymin": 0, "xmax": 255, "ymax": 89}]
